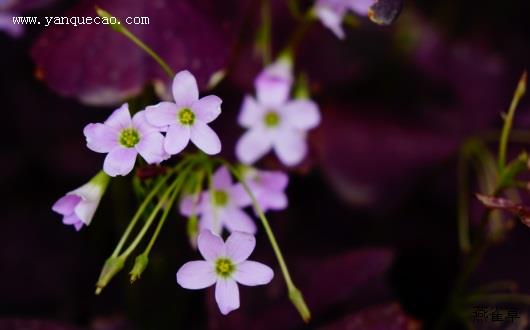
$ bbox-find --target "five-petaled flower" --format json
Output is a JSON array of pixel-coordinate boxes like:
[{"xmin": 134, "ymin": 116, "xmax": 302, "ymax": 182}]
[
  {"xmin": 236, "ymin": 59, "xmax": 321, "ymax": 166},
  {"xmin": 176, "ymin": 230, "xmax": 274, "ymax": 315},
  {"xmin": 315, "ymin": 0, "xmax": 375, "ymax": 39},
  {"xmin": 145, "ymin": 70, "xmax": 222, "ymax": 156},
  {"xmin": 180, "ymin": 166, "xmax": 256, "ymax": 235},
  {"xmin": 84, "ymin": 103, "xmax": 168, "ymax": 177},
  {"xmin": 52, "ymin": 171, "xmax": 110, "ymax": 231},
  {"xmin": 243, "ymin": 167, "xmax": 289, "ymax": 213}
]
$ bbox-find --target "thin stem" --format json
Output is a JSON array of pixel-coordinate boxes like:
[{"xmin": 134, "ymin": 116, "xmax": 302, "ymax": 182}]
[
  {"xmin": 96, "ymin": 7, "xmax": 174, "ymax": 79},
  {"xmin": 282, "ymin": 8, "xmax": 315, "ymax": 57},
  {"xmin": 220, "ymin": 160, "xmax": 311, "ymax": 322},
  {"xmin": 111, "ymin": 174, "xmax": 171, "ymax": 257},
  {"xmin": 111, "ymin": 158, "xmax": 191, "ymax": 257},
  {"xmin": 257, "ymin": 0, "xmax": 272, "ymax": 65},
  {"xmin": 120, "ymin": 163, "xmax": 193, "ymax": 258},
  {"xmin": 497, "ymin": 71, "xmax": 527, "ymax": 172},
  {"xmin": 143, "ymin": 179, "xmax": 181, "ymax": 255}
]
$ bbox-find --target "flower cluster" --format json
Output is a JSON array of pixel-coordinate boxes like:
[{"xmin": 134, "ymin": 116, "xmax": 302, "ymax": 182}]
[{"xmin": 84, "ymin": 70, "xmax": 222, "ymax": 177}]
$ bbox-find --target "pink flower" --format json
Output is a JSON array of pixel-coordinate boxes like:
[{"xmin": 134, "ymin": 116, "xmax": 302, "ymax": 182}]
[
  {"xmin": 84, "ymin": 103, "xmax": 168, "ymax": 177},
  {"xmin": 52, "ymin": 171, "xmax": 109, "ymax": 231},
  {"xmin": 180, "ymin": 166, "xmax": 256, "ymax": 235},
  {"xmin": 315, "ymin": 0, "xmax": 376, "ymax": 39},
  {"xmin": 236, "ymin": 59, "xmax": 321, "ymax": 166},
  {"xmin": 244, "ymin": 168, "xmax": 288, "ymax": 213},
  {"xmin": 145, "ymin": 70, "xmax": 222, "ymax": 155},
  {"xmin": 176, "ymin": 230, "xmax": 274, "ymax": 315}
]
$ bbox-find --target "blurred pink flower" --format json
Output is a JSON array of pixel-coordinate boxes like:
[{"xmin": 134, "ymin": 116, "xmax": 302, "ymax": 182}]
[
  {"xmin": 244, "ymin": 167, "xmax": 289, "ymax": 213},
  {"xmin": 236, "ymin": 59, "xmax": 321, "ymax": 166},
  {"xmin": 176, "ymin": 230, "xmax": 274, "ymax": 315},
  {"xmin": 84, "ymin": 104, "xmax": 168, "ymax": 177},
  {"xmin": 315, "ymin": 0, "xmax": 376, "ymax": 39},
  {"xmin": 180, "ymin": 166, "xmax": 255, "ymax": 235},
  {"xmin": 145, "ymin": 70, "xmax": 222, "ymax": 155}
]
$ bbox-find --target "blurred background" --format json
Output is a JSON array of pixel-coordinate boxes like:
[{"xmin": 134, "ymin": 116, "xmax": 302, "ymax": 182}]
[{"xmin": 2, "ymin": 0, "xmax": 530, "ymax": 329}]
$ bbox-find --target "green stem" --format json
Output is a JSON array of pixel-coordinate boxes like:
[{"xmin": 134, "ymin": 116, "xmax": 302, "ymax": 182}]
[
  {"xmin": 221, "ymin": 161, "xmax": 311, "ymax": 322},
  {"xmin": 497, "ymin": 71, "xmax": 527, "ymax": 172},
  {"xmin": 120, "ymin": 163, "xmax": 193, "ymax": 258},
  {"xmin": 111, "ymin": 174, "xmax": 171, "ymax": 257},
  {"xmin": 281, "ymin": 8, "xmax": 315, "ymax": 58},
  {"xmin": 111, "ymin": 158, "xmax": 191, "ymax": 257},
  {"xmin": 96, "ymin": 7, "xmax": 174, "ymax": 79},
  {"xmin": 143, "ymin": 178, "xmax": 182, "ymax": 255}
]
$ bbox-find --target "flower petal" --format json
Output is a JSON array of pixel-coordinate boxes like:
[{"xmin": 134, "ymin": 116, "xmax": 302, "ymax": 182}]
[
  {"xmin": 259, "ymin": 171, "xmax": 289, "ymax": 191},
  {"xmin": 261, "ymin": 192, "xmax": 288, "ymax": 211},
  {"xmin": 282, "ymin": 99, "xmax": 321, "ymax": 130},
  {"xmin": 176, "ymin": 260, "xmax": 216, "ymax": 289},
  {"xmin": 132, "ymin": 110, "xmax": 159, "ymax": 135},
  {"xmin": 273, "ymin": 129, "xmax": 307, "ymax": 167},
  {"xmin": 212, "ymin": 166, "xmax": 232, "ymax": 189},
  {"xmin": 164, "ymin": 124, "xmax": 191, "ymax": 155},
  {"xmin": 104, "ymin": 103, "xmax": 133, "ymax": 130},
  {"xmin": 238, "ymin": 95, "xmax": 265, "ymax": 128},
  {"xmin": 172, "ymin": 70, "xmax": 199, "ymax": 107},
  {"xmin": 83, "ymin": 123, "xmax": 119, "ymax": 153},
  {"xmin": 192, "ymin": 95, "xmax": 222, "ymax": 124},
  {"xmin": 228, "ymin": 184, "xmax": 252, "ymax": 208},
  {"xmin": 234, "ymin": 260, "xmax": 274, "ymax": 286},
  {"xmin": 145, "ymin": 102, "xmax": 178, "ymax": 128},
  {"xmin": 136, "ymin": 132, "xmax": 168, "ymax": 164},
  {"xmin": 215, "ymin": 278, "xmax": 240, "ymax": 315},
  {"xmin": 235, "ymin": 128, "xmax": 273, "ymax": 165},
  {"xmin": 255, "ymin": 60, "xmax": 293, "ymax": 107},
  {"xmin": 180, "ymin": 195, "xmax": 202, "ymax": 217},
  {"xmin": 62, "ymin": 214, "xmax": 85, "ymax": 231},
  {"xmin": 222, "ymin": 208, "xmax": 257, "ymax": 234},
  {"xmin": 225, "ymin": 231, "xmax": 256, "ymax": 263},
  {"xmin": 349, "ymin": 0, "xmax": 376, "ymax": 16},
  {"xmin": 315, "ymin": 0, "xmax": 347, "ymax": 39},
  {"xmin": 199, "ymin": 212, "xmax": 223, "ymax": 236},
  {"xmin": 190, "ymin": 121, "xmax": 221, "ymax": 155},
  {"xmin": 74, "ymin": 200, "xmax": 99, "ymax": 226},
  {"xmin": 103, "ymin": 147, "xmax": 138, "ymax": 177},
  {"xmin": 52, "ymin": 194, "xmax": 81, "ymax": 216},
  {"xmin": 198, "ymin": 229, "xmax": 226, "ymax": 261}
]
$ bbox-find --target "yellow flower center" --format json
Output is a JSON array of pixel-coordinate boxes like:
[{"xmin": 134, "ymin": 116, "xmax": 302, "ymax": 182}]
[
  {"xmin": 179, "ymin": 108, "xmax": 195, "ymax": 125},
  {"xmin": 215, "ymin": 258, "xmax": 235, "ymax": 278},
  {"xmin": 119, "ymin": 128, "xmax": 140, "ymax": 148},
  {"xmin": 263, "ymin": 111, "xmax": 280, "ymax": 127}
]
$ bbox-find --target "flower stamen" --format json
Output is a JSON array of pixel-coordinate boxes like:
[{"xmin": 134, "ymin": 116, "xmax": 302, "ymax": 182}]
[
  {"xmin": 212, "ymin": 190, "xmax": 229, "ymax": 207},
  {"xmin": 119, "ymin": 128, "xmax": 140, "ymax": 148},
  {"xmin": 263, "ymin": 111, "xmax": 280, "ymax": 128},
  {"xmin": 179, "ymin": 108, "xmax": 195, "ymax": 125},
  {"xmin": 215, "ymin": 258, "xmax": 235, "ymax": 278}
]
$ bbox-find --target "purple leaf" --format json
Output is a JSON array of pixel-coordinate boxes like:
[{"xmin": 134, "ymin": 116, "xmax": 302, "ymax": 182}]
[
  {"xmin": 322, "ymin": 302, "xmax": 421, "ymax": 330},
  {"xmin": 31, "ymin": 0, "xmax": 245, "ymax": 105}
]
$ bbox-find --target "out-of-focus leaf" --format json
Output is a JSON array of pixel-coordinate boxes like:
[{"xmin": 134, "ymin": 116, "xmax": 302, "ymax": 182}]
[
  {"xmin": 31, "ymin": 0, "xmax": 246, "ymax": 106},
  {"xmin": 322, "ymin": 302, "xmax": 421, "ymax": 330},
  {"xmin": 205, "ymin": 248, "xmax": 394, "ymax": 329}
]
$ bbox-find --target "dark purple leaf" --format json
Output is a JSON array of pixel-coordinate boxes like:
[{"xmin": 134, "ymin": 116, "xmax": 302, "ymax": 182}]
[
  {"xmin": 322, "ymin": 302, "xmax": 421, "ymax": 330},
  {"xmin": 205, "ymin": 248, "xmax": 394, "ymax": 330},
  {"xmin": 31, "ymin": 0, "xmax": 246, "ymax": 105}
]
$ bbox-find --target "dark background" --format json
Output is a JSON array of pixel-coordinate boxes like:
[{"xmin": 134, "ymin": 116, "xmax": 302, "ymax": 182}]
[{"xmin": 2, "ymin": 0, "xmax": 530, "ymax": 329}]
